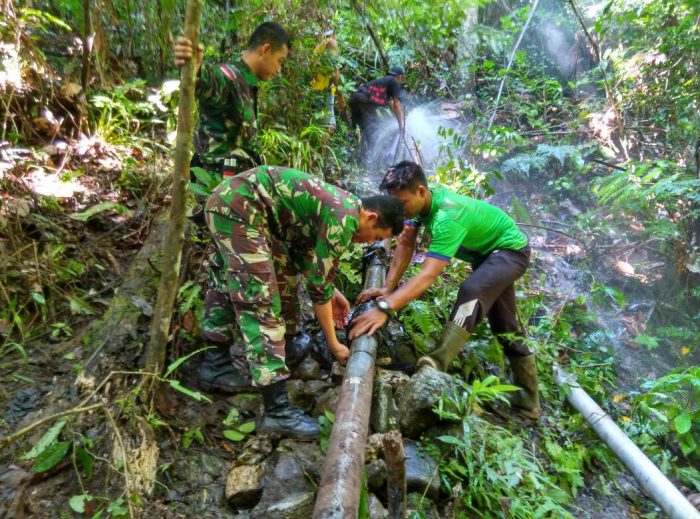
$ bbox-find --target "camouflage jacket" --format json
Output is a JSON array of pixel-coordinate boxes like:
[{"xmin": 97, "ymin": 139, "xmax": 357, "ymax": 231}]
[
  {"xmin": 208, "ymin": 166, "xmax": 360, "ymax": 304},
  {"xmin": 195, "ymin": 58, "xmax": 259, "ymax": 168}
]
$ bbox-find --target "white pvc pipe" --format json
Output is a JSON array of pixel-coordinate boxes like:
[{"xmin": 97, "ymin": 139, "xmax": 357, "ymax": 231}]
[{"xmin": 553, "ymin": 365, "xmax": 700, "ymax": 519}]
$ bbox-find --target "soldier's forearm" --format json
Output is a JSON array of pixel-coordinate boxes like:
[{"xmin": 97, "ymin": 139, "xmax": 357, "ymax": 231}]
[{"xmin": 313, "ymin": 299, "xmax": 339, "ymax": 347}]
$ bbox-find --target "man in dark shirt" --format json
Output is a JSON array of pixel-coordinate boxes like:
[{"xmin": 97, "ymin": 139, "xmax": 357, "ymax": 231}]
[{"xmin": 349, "ymin": 65, "xmax": 405, "ymax": 143}]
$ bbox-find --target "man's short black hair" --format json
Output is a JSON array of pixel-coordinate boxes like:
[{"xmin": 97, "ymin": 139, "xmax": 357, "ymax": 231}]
[
  {"xmin": 247, "ymin": 22, "xmax": 292, "ymax": 51},
  {"xmin": 361, "ymin": 195, "xmax": 405, "ymax": 235},
  {"xmin": 380, "ymin": 161, "xmax": 427, "ymax": 193}
]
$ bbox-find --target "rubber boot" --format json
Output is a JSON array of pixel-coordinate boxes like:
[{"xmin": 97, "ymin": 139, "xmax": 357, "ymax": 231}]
[
  {"xmin": 258, "ymin": 380, "xmax": 321, "ymax": 440},
  {"xmin": 508, "ymin": 354, "xmax": 541, "ymax": 419},
  {"xmin": 416, "ymin": 322, "xmax": 470, "ymax": 372},
  {"xmin": 197, "ymin": 344, "xmax": 253, "ymax": 393}
]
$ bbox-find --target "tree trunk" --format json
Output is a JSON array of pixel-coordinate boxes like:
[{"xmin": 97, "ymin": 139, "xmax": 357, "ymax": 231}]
[
  {"xmin": 81, "ymin": 0, "xmax": 92, "ymax": 94},
  {"xmin": 144, "ymin": 0, "xmax": 202, "ymax": 377}
]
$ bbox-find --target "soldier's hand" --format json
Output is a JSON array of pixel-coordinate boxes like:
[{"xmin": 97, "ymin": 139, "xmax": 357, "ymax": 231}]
[
  {"xmin": 174, "ymin": 36, "xmax": 204, "ymax": 68},
  {"xmin": 330, "ymin": 342, "xmax": 350, "ymax": 366},
  {"xmin": 356, "ymin": 286, "xmax": 389, "ymax": 304},
  {"xmin": 331, "ymin": 288, "xmax": 350, "ymax": 329}
]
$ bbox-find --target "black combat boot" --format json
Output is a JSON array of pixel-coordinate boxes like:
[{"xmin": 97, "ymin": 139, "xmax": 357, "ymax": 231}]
[
  {"xmin": 284, "ymin": 331, "xmax": 314, "ymax": 371},
  {"xmin": 198, "ymin": 344, "xmax": 253, "ymax": 393},
  {"xmin": 258, "ymin": 380, "xmax": 321, "ymax": 440}
]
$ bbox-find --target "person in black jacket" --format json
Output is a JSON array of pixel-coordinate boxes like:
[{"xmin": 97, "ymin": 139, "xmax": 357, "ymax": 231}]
[{"xmin": 349, "ymin": 65, "xmax": 405, "ymax": 145}]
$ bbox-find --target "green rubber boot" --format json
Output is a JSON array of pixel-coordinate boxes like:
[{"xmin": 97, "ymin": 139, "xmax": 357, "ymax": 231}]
[
  {"xmin": 416, "ymin": 322, "xmax": 470, "ymax": 372},
  {"xmin": 508, "ymin": 354, "xmax": 541, "ymax": 419}
]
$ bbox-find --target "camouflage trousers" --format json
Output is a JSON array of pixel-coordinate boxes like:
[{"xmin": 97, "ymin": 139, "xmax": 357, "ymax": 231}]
[{"xmin": 203, "ymin": 182, "xmax": 301, "ymax": 387}]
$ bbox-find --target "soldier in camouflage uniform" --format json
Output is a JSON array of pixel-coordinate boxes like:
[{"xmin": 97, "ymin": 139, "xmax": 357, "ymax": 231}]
[
  {"xmin": 174, "ymin": 23, "xmax": 293, "ymax": 391},
  {"xmin": 204, "ymin": 165, "xmax": 404, "ymax": 439},
  {"xmin": 174, "ymin": 22, "xmax": 291, "ymax": 178}
]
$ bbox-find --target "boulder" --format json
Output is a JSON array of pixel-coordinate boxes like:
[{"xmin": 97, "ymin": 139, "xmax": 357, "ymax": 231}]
[{"xmin": 395, "ymin": 366, "xmax": 454, "ymax": 438}]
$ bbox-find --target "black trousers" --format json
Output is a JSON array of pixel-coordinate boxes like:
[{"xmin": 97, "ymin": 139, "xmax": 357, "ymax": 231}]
[{"xmin": 449, "ymin": 247, "xmax": 531, "ymax": 357}]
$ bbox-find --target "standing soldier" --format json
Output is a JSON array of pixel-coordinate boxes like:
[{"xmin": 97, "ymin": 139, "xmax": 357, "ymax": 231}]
[
  {"xmin": 174, "ymin": 23, "xmax": 292, "ymax": 392},
  {"xmin": 174, "ymin": 21, "xmax": 291, "ymax": 179},
  {"xmin": 204, "ymin": 165, "xmax": 404, "ymax": 439},
  {"xmin": 349, "ymin": 161, "xmax": 540, "ymax": 420}
]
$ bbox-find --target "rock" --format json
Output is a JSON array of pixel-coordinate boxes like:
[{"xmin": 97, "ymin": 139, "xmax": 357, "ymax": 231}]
[
  {"xmin": 331, "ymin": 361, "xmax": 345, "ymax": 384},
  {"xmin": 278, "ymin": 439, "xmax": 324, "ymax": 481},
  {"xmin": 407, "ymin": 492, "xmax": 439, "ymax": 518},
  {"xmin": 295, "ymin": 355, "xmax": 321, "ymax": 381},
  {"xmin": 404, "ymin": 441, "xmax": 440, "ymax": 500},
  {"xmin": 304, "ymin": 379, "xmax": 333, "ymax": 399},
  {"xmin": 225, "ymin": 464, "xmax": 265, "ymax": 509},
  {"xmin": 396, "ymin": 366, "xmax": 454, "ymax": 438},
  {"xmin": 367, "ymin": 493, "xmax": 389, "ymax": 518},
  {"xmin": 366, "ymin": 459, "xmax": 388, "ymax": 491},
  {"xmin": 251, "ymin": 453, "xmax": 316, "ymax": 519},
  {"xmin": 370, "ymin": 375, "xmax": 399, "ymax": 433},
  {"xmin": 313, "ymin": 385, "xmax": 341, "ymax": 417},
  {"xmin": 199, "ymin": 452, "xmax": 224, "ymax": 477},
  {"xmin": 237, "ymin": 436, "xmax": 274, "ymax": 466},
  {"xmin": 228, "ymin": 392, "xmax": 263, "ymax": 418}
]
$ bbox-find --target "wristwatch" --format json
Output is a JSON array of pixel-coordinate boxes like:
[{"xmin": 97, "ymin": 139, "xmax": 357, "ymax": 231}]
[{"xmin": 375, "ymin": 297, "xmax": 395, "ymax": 317}]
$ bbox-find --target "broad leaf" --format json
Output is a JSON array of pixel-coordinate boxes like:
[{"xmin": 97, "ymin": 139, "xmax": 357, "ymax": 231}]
[
  {"xmin": 237, "ymin": 421, "xmax": 256, "ymax": 434},
  {"xmin": 223, "ymin": 429, "xmax": 245, "ymax": 441},
  {"xmin": 21, "ymin": 418, "xmax": 67, "ymax": 460},
  {"xmin": 34, "ymin": 440, "xmax": 71, "ymax": 472},
  {"xmin": 674, "ymin": 413, "xmax": 692, "ymax": 435}
]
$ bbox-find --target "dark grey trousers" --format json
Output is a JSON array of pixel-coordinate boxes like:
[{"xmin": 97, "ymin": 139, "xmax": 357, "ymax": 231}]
[{"xmin": 449, "ymin": 247, "xmax": 531, "ymax": 357}]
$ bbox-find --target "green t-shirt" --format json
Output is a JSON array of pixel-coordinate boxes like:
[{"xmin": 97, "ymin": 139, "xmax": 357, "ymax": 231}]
[{"xmin": 411, "ymin": 184, "xmax": 527, "ymax": 263}]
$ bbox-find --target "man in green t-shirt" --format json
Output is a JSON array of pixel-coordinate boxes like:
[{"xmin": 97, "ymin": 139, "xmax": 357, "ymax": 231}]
[{"xmin": 349, "ymin": 161, "xmax": 540, "ymax": 419}]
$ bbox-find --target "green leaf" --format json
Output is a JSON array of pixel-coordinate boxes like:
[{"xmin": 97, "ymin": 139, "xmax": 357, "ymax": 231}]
[
  {"xmin": 674, "ymin": 413, "xmax": 692, "ymax": 434},
  {"xmin": 32, "ymin": 292, "xmax": 46, "ymax": 304},
  {"xmin": 168, "ymin": 380, "xmax": 212, "ymax": 403},
  {"xmin": 188, "ymin": 183, "xmax": 211, "ymax": 197},
  {"xmin": 164, "ymin": 347, "xmax": 212, "ymax": 379},
  {"xmin": 69, "ymin": 296, "xmax": 94, "ymax": 315},
  {"xmin": 69, "ymin": 494, "xmax": 91, "ymax": 513},
  {"xmin": 223, "ymin": 429, "xmax": 245, "ymax": 441},
  {"xmin": 68, "ymin": 201, "xmax": 126, "ymax": 222},
  {"xmin": 21, "ymin": 418, "xmax": 67, "ymax": 460},
  {"xmin": 237, "ymin": 421, "xmax": 256, "ymax": 434},
  {"xmin": 34, "ymin": 440, "xmax": 71, "ymax": 472},
  {"xmin": 77, "ymin": 446, "xmax": 93, "ymax": 478}
]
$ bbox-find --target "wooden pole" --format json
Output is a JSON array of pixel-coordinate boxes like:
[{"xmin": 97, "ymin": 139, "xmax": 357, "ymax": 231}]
[{"xmin": 144, "ymin": 0, "xmax": 201, "ymax": 377}]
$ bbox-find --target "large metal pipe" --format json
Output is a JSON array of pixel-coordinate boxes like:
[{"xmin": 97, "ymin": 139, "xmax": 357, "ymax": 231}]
[
  {"xmin": 313, "ymin": 244, "xmax": 388, "ymax": 518},
  {"xmin": 554, "ymin": 365, "xmax": 700, "ymax": 519}
]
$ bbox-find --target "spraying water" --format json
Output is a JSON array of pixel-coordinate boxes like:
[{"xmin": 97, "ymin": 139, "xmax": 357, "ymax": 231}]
[{"xmin": 359, "ymin": 101, "xmax": 462, "ymax": 188}]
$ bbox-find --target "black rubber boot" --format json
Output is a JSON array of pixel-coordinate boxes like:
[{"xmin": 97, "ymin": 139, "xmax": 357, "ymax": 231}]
[
  {"xmin": 284, "ymin": 331, "xmax": 314, "ymax": 370},
  {"xmin": 198, "ymin": 344, "xmax": 253, "ymax": 393},
  {"xmin": 258, "ymin": 380, "xmax": 321, "ymax": 440}
]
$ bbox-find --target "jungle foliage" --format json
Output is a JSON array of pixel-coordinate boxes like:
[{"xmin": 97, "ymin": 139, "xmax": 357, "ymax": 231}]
[{"xmin": 1, "ymin": 0, "xmax": 699, "ymax": 517}]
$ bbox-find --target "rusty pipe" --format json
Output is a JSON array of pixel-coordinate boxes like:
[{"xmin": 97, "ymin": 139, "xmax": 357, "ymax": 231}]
[{"xmin": 313, "ymin": 243, "xmax": 389, "ymax": 518}]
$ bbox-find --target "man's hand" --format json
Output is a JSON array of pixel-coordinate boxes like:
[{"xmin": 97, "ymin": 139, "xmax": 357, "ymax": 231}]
[
  {"xmin": 348, "ymin": 308, "xmax": 388, "ymax": 340},
  {"xmin": 174, "ymin": 36, "xmax": 203, "ymax": 68},
  {"xmin": 331, "ymin": 288, "xmax": 350, "ymax": 329},
  {"xmin": 356, "ymin": 286, "xmax": 390, "ymax": 304},
  {"xmin": 329, "ymin": 341, "xmax": 350, "ymax": 365}
]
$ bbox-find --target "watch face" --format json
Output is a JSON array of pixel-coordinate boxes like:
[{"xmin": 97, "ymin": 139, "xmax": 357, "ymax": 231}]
[{"xmin": 377, "ymin": 299, "xmax": 390, "ymax": 312}]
